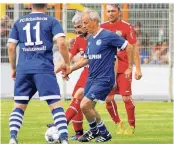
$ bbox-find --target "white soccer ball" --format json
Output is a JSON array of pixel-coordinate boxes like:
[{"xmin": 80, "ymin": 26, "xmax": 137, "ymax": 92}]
[{"xmin": 45, "ymin": 126, "xmax": 59, "ymax": 144}]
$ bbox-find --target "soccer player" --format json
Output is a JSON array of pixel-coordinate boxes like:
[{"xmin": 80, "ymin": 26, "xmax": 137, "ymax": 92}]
[
  {"xmin": 63, "ymin": 10, "xmax": 133, "ymax": 142},
  {"xmin": 54, "ymin": 12, "xmax": 89, "ymax": 140},
  {"xmin": 100, "ymin": 4, "xmax": 142, "ymax": 134},
  {"xmin": 8, "ymin": 4, "xmax": 70, "ymax": 144}
]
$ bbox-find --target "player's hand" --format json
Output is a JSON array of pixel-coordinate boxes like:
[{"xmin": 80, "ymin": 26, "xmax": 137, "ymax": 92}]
[
  {"xmin": 134, "ymin": 70, "xmax": 142, "ymax": 80},
  {"xmin": 54, "ymin": 61, "xmax": 64, "ymax": 73},
  {"xmin": 61, "ymin": 64, "xmax": 71, "ymax": 81},
  {"xmin": 11, "ymin": 69, "xmax": 16, "ymax": 80},
  {"xmin": 125, "ymin": 68, "xmax": 132, "ymax": 79}
]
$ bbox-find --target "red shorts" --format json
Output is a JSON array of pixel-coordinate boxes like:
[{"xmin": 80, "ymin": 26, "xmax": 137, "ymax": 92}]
[
  {"xmin": 108, "ymin": 73, "xmax": 132, "ymax": 96},
  {"xmin": 72, "ymin": 67, "xmax": 89, "ymax": 96}
]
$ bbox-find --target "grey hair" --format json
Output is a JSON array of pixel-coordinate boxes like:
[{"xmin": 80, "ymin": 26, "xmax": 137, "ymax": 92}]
[
  {"xmin": 72, "ymin": 11, "xmax": 83, "ymax": 24},
  {"xmin": 83, "ymin": 8, "xmax": 100, "ymax": 23}
]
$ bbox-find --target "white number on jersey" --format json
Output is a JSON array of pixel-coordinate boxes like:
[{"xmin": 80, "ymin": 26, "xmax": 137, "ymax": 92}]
[{"xmin": 23, "ymin": 22, "xmax": 43, "ymax": 46}]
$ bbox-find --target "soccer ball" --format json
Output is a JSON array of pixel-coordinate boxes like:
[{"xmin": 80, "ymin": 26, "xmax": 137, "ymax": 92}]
[{"xmin": 45, "ymin": 126, "xmax": 59, "ymax": 144}]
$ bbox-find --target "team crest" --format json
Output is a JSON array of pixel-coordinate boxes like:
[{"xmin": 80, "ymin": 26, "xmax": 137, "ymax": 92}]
[
  {"xmin": 96, "ymin": 39, "xmax": 102, "ymax": 46},
  {"xmin": 115, "ymin": 30, "xmax": 122, "ymax": 36}
]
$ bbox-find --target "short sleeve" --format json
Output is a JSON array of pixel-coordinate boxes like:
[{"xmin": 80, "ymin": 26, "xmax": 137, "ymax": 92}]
[
  {"xmin": 8, "ymin": 22, "xmax": 19, "ymax": 43},
  {"xmin": 52, "ymin": 19, "xmax": 65, "ymax": 41},
  {"xmin": 110, "ymin": 33, "xmax": 128, "ymax": 50},
  {"xmin": 126, "ymin": 25, "xmax": 136, "ymax": 44}
]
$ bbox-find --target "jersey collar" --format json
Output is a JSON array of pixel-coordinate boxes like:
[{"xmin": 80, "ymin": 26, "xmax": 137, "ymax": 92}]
[{"xmin": 93, "ymin": 28, "xmax": 103, "ymax": 39}]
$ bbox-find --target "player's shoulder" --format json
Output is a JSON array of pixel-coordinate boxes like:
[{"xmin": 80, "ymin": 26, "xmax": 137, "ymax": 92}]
[
  {"xmin": 120, "ymin": 20, "xmax": 134, "ymax": 28},
  {"xmin": 100, "ymin": 21, "xmax": 110, "ymax": 27}
]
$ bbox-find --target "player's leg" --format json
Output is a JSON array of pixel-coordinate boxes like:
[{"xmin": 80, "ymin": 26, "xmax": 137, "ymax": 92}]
[
  {"xmin": 9, "ymin": 74, "xmax": 36, "ymax": 144},
  {"xmin": 67, "ymin": 68, "xmax": 88, "ymax": 140},
  {"xmin": 78, "ymin": 81, "xmax": 112, "ymax": 142},
  {"xmin": 71, "ymin": 109, "xmax": 83, "ymax": 140},
  {"xmin": 105, "ymin": 74, "xmax": 124, "ymax": 134},
  {"xmin": 119, "ymin": 73, "xmax": 135, "ymax": 134},
  {"xmin": 105, "ymin": 92, "xmax": 121, "ymax": 124},
  {"xmin": 78, "ymin": 97, "xmax": 100, "ymax": 142},
  {"xmin": 35, "ymin": 73, "xmax": 68, "ymax": 143},
  {"xmin": 66, "ymin": 88, "xmax": 83, "ymax": 124}
]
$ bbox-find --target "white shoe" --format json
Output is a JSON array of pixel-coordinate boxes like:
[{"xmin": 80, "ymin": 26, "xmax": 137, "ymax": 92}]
[
  {"xmin": 9, "ymin": 137, "xmax": 18, "ymax": 144},
  {"xmin": 61, "ymin": 140, "xmax": 69, "ymax": 144}
]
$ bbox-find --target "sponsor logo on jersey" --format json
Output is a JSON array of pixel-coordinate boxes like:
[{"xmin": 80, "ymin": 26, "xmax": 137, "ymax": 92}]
[
  {"xmin": 96, "ymin": 39, "xmax": 102, "ymax": 46},
  {"xmin": 115, "ymin": 30, "xmax": 122, "ymax": 36},
  {"xmin": 88, "ymin": 54, "xmax": 102, "ymax": 60}
]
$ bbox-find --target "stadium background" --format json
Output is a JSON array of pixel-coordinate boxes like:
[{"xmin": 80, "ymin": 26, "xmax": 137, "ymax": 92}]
[{"xmin": 0, "ymin": 3, "xmax": 174, "ymax": 101}]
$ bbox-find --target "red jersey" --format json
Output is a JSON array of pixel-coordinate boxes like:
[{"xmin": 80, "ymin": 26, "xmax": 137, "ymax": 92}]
[
  {"xmin": 70, "ymin": 36, "xmax": 87, "ymax": 56},
  {"xmin": 101, "ymin": 20, "xmax": 136, "ymax": 73}
]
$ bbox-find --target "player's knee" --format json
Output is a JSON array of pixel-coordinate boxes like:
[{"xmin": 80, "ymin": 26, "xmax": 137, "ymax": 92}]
[
  {"xmin": 14, "ymin": 101, "xmax": 28, "ymax": 111},
  {"xmin": 80, "ymin": 101, "xmax": 89, "ymax": 113},
  {"xmin": 122, "ymin": 96, "xmax": 131, "ymax": 102},
  {"xmin": 46, "ymin": 99, "xmax": 62, "ymax": 111},
  {"xmin": 105, "ymin": 95, "xmax": 114, "ymax": 103},
  {"xmin": 74, "ymin": 88, "xmax": 84, "ymax": 100}
]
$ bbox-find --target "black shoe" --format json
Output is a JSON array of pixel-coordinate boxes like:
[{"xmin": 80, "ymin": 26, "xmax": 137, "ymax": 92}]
[
  {"xmin": 96, "ymin": 133, "xmax": 112, "ymax": 142},
  {"xmin": 47, "ymin": 123, "xmax": 55, "ymax": 128},
  {"xmin": 78, "ymin": 130, "xmax": 100, "ymax": 142}
]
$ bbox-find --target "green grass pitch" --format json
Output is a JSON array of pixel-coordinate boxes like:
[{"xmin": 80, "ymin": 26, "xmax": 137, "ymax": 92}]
[{"xmin": 1, "ymin": 100, "xmax": 173, "ymax": 144}]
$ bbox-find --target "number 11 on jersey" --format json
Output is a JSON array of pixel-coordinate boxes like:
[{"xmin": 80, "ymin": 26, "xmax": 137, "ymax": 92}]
[{"xmin": 23, "ymin": 22, "xmax": 43, "ymax": 46}]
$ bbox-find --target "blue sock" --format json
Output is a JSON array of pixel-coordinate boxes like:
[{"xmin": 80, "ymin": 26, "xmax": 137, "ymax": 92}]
[
  {"xmin": 97, "ymin": 121, "xmax": 109, "ymax": 136},
  {"xmin": 89, "ymin": 119, "xmax": 99, "ymax": 135},
  {"xmin": 9, "ymin": 108, "xmax": 24, "ymax": 138},
  {"xmin": 52, "ymin": 107, "xmax": 68, "ymax": 141}
]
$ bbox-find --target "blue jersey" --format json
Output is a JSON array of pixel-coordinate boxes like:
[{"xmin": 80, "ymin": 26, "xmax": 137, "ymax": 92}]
[
  {"xmin": 8, "ymin": 12, "xmax": 65, "ymax": 74},
  {"xmin": 84, "ymin": 29, "xmax": 128, "ymax": 82}
]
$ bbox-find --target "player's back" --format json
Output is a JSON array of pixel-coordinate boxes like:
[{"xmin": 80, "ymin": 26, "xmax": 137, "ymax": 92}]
[{"xmin": 9, "ymin": 12, "xmax": 64, "ymax": 74}]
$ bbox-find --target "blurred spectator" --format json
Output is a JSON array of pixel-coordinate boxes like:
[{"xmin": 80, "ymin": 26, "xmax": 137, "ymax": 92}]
[
  {"xmin": 150, "ymin": 40, "xmax": 168, "ymax": 64},
  {"xmin": 136, "ymin": 40, "xmax": 150, "ymax": 64},
  {"xmin": 0, "ymin": 15, "xmax": 12, "ymax": 37},
  {"xmin": 135, "ymin": 22, "xmax": 151, "ymax": 64},
  {"xmin": 134, "ymin": 21, "xmax": 150, "ymax": 47}
]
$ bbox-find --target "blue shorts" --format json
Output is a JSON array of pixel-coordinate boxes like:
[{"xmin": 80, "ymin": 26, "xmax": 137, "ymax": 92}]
[
  {"xmin": 84, "ymin": 78, "xmax": 114, "ymax": 102},
  {"xmin": 14, "ymin": 73, "xmax": 60, "ymax": 101}
]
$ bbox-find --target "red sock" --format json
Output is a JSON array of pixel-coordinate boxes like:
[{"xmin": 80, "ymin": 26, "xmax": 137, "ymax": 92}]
[
  {"xmin": 72, "ymin": 108, "xmax": 83, "ymax": 135},
  {"xmin": 106, "ymin": 100, "xmax": 120, "ymax": 124},
  {"xmin": 65, "ymin": 98, "xmax": 81, "ymax": 124},
  {"xmin": 124, "ymin": 99, "xmax": 135, "ymax": 127}
]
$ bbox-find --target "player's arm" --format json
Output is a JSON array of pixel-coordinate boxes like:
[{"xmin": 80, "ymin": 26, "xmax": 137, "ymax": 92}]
[
  {"xmin": 54, "ymin": 39, "xmax": 77, "ymax": 73},
  {"xmin": 126, "ymin": 25, "xmax": 142, "ymax": 80},
  {"xmin": 125, "ymin": 43, "xmax": 134, "ymax": 78},
  {"xmin": 56, "ymin": 37, "xmax": 70, "ymax": 66},
  {"xmin": 133, "ymin": 43, "xmax": 142, "ymax": 80},
  {"xmin": 71, "ymin": 57, "xmax": 88, "ymax": 73},
  {"xmin": 8, "ymin": 42, "xmax": 17, "ymax": 79},
  {"xmin": 7, "ymin": 22, "xmax": 18, "ymax": 80}
]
